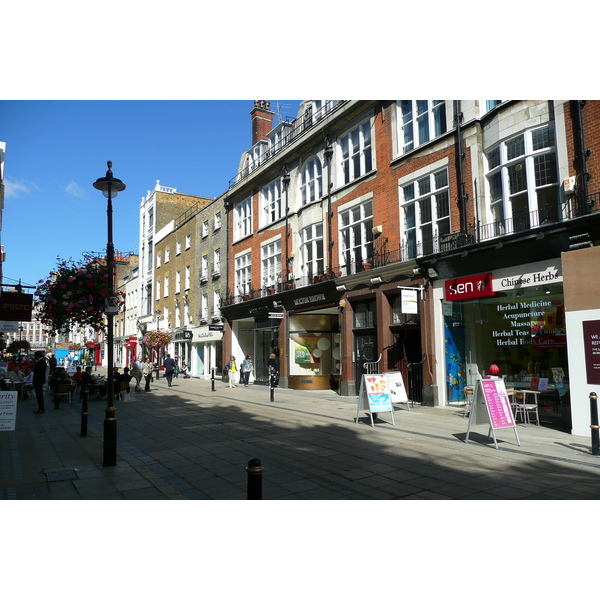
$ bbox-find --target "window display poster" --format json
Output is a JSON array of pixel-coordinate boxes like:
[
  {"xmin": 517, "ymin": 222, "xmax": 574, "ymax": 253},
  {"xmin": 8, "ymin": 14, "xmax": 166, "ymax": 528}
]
[
  {"xmin": 583, "ymin": 320, "xmax": 600, "ymax": 385},
  {"xmin": 480, "ymin": 379, "xmax": 516, "ymax": 429},
  {"xmin": 0, "ymin": 391, "xmax": 18, "ymax": 431}
]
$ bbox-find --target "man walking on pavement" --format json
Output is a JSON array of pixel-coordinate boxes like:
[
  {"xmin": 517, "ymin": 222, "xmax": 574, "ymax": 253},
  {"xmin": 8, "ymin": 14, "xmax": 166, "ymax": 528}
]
[
  {"xmin": 33, "ymin": 350, "xmax": 47, "ymax": 414},
  {"xmin": 164, "ymin": 354, "xmax": 175, "ymax": 387}
]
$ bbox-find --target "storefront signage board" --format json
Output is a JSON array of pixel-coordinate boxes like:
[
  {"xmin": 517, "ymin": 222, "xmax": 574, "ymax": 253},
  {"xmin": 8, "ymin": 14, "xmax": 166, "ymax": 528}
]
[
  {"xmin": 0, "ymin": 391, "xmax": 18, "ymax": 431},
  {"xmin": 583, "ymin": 320, "xmax": 600, "ymax": 385},
  {"xmin": 382, "ymin": 371, "xmax": 409, "ymax": 405},
  {"xmin": 355, "ymin": 374, "xmax": 395, "ymax": 427},
  {"xmin": 465, "ymin": 379, "xmax": 520, "ymax": 449},
  {"xmin": 445, "ymin": 273, "xmax": 494, "ymax": 301}
]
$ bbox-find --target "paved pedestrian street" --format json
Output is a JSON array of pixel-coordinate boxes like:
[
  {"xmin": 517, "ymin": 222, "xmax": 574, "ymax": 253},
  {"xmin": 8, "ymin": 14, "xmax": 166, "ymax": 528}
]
[{"xmin": 2, "ymin": 371, "xmax": 600, "ymax": 501}]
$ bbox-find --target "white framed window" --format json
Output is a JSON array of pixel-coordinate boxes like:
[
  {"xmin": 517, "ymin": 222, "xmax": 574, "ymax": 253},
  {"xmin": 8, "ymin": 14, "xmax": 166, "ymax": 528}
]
[
  {"xmin": 213, "ymin": 290, "xmax": 221, "ymax": 318},
  {"xmin": 213, "ymin": 248, "xmax": 221, "ymax": 275},
  {"xmin": 176, "ymin": 241, "xmax": 181, "ymax": 255},
  {"xmin": 401, "ymin": 168, "xmax": 450, "ymax": 259},
  {"xmin": 164, "ymin": 276, "xmax": 169, "ymax": 297},
  {"xmin": 202, "ymin": 221, "xmax": 209, "ymax": 237},
  {"xmin": 185, "ymin": 234, "xmax": 191, "ymax": 249},
  {"xmin": 485, "ymin": 123, "xmax": 558, "ymax": 234},
  {"xmin": 175, "ymin": 271, "xmax": 181, "ymax": 294},
  {"xmin": 340, "ymin": 121, "xmax": 373, "ymax": 184},
  {"xmin": 339, "ymin": 199, "xmax": 374, "ymax": 273},
  {"xmin": 234, "ymin": 197, "xmax": 252, "ymax": 241},
  {"xmin": 156, "ymin": 253, "xmax": 161, "ymax": 268},
  {"xmin": 262, "ymin": 239, "xmax": 282, "ymax": 288},
  {"xmin": 398, "ymin": 100, "xmax": 447, "ymax": 154},
  {"xmin": 163, "ymin": 305, "xmax": 169, "ymax": 326},
  {"xmin": 300, "ymin": 157, "xmax": 323, "ymax": 206},
  {"xmin": 201, "ymin": 255, "xmax": 208, "ymax": 280},
  {"xmin": 175, "ymin": 303, "xmax": 181, "ymax": 328},
  {"xmin": 185, "ymin": 265, "xmax": 190, "ymax": 290},
  {"xmin": 214, "ymin": 212, "xmax": 222, "ymax": 230},
  {"xmin": 184, "ymin": 298, "xmax": 190, "ymax": 326},
  {"xmin": 164, "ymin": 247, "xmax": 170, "ymax": 263},
  {"xmin": 300, "ymin": 223, "xmax": 324, "ymax": 279},
  {"xmin": 261, "ymin": 179, "xmax": 283, "ymax": 226},
  {"xmin": 156, "ymin": 279, "xmax": 161, "ymax": 300},
  {"xmin": 235, "ymin": 252, "xmax": 252, "ymax": 296},
  {"xmin": 201, "ymin": 294, "xmax": 208, "ymax": 320}
]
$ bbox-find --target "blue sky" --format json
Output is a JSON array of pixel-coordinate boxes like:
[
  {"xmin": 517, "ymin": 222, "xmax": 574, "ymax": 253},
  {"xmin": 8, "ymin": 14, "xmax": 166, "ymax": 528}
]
[{"xmin": 0, "ymin": 100, "xmax": 301, "ymax": 289}]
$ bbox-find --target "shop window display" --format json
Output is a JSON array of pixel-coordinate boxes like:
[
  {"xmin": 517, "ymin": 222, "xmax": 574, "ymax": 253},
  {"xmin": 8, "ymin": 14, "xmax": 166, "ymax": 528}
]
[
  {"xmin": 444, "ymin": 283, "xmax": 568, "ymax": 412},
  {"xmin": 289, "ymin": 314, "xmax": 340, "ymax": 378}
]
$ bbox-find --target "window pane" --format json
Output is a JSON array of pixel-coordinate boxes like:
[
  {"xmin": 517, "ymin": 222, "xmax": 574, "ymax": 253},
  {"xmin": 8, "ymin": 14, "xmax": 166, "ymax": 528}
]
[
  {"xmin": 506, "ymin": 135, "xmax": 525, "ymax": 160},
  {"xmin": 418, "ymin": 177, "xmax": 431, "ymax": 196},
  {"xmin": 532, "ymin": 125, "xmax": 555, "ymax": 151},
  {"xmin": 434, "ymin": 169, "xmax": 448, "ymax": 189},
  {"xmin": 508, "ymin": 161, "xmax": 527, "ymax": 194},
  {"xmin": 534, "ymin": 153, "xmax": 557, "ymax": 187}
]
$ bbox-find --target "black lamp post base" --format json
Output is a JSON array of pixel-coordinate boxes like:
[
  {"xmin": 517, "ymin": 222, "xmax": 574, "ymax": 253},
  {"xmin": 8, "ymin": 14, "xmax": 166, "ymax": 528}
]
[{"xmin": 103, "ymin": 406, "xmax": 117, "ymax": 467}]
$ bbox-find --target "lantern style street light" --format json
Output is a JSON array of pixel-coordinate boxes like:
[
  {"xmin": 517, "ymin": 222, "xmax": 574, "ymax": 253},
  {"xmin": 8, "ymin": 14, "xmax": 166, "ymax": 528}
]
[{"xmin": 93, "ymin": 161, "xmax": 126, "ymax": 467}]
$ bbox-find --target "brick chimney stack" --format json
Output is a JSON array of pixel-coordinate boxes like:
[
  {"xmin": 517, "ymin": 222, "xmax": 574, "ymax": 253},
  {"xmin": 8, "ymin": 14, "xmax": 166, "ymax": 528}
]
[{"xmin": 251, "ymin": 100, "xmax": 274, "ymax": 145}]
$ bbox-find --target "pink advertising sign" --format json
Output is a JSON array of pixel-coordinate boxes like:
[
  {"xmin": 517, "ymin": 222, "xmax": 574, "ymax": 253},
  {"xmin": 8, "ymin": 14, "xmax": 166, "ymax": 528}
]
[{"xmin": 481, "ymin": 380, "xmax": 516, "ymax": 429}]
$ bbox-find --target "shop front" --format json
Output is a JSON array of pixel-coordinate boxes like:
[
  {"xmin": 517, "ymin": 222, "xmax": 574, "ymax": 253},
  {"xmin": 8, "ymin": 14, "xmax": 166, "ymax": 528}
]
[
  {"xmin": 434, "ymin": 259, "xmax": 570, "ymax": 428},
  {"xmin": 191, "ymin": 326, "xmax": 223, "ymax": 378}
]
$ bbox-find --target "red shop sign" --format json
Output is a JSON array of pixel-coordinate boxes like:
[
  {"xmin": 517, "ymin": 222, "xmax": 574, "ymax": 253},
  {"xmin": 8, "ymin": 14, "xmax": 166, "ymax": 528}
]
[{"xmin": 445, "ymin": 273, "xmax": 495, "ymax": 301}]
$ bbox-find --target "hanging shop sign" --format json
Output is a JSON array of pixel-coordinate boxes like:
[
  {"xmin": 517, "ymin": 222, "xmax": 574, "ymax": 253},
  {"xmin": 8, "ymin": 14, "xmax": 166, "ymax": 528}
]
[
  {"xmin": 401, "ymin": 289, "xmax": 419, "ymax": 314},
  {"xmin": 0, "ymin": 321, "xmax": 19, "ymax": 333},
  {"xmin": 0, "ymin": 292, "xmax": 33, "ymax": 322},
  {"xmin": 465, "ymin": 379, "xmax": 520, "ymax": 450},
  {"xmin": 175, "ymin": 330, "xmax": 193, "ymax": 341},
  {"xmin": 445, "ymin": 273, "xmax": 494, "ymax": 301}
]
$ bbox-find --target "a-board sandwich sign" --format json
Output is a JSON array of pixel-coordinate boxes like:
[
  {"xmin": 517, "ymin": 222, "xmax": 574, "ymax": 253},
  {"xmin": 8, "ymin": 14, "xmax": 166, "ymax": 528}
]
[
  {"xmin": 355, "ymin": 374, "xmax": 395, "ymax": 427},
  {"xmin": 0, "ymin": 391, "xmax": 19, "ymax": 431},
  {"xmin": 465, "ymin": 379, "xmax": 520, "ymax": 449},
  {"xmin": 382, "ymin": 371, "xmax": 410, "ymax": 407}
]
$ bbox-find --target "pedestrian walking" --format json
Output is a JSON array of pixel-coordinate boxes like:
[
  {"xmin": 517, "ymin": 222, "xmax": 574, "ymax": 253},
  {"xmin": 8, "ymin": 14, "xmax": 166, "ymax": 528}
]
[
  {"xmin": 142, "ymin": 357, "xmax": 154, "ymax": 391},
  {"xmin": 240, "ymin": 354, "xmax": 253, "ymax": 387},
  {"xmin": 225, "ymin": 355, "xmax": 239, "ymax": 388},
  {"xmin": 131, "ymin": 359, "xmax": 143, "ymax": 392},
  {"xmin": 164, "ymin": 354, "xmax": 175, "ymax": 387},
  {"xmin": 33, "ymin": 350, "xmax": 47, "ymax": 414}
]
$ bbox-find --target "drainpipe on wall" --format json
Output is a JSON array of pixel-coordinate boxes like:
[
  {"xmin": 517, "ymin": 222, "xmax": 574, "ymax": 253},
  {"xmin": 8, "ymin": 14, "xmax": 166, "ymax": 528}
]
[
  {"xmin": 324, "ymin": 138, "xmax": 334, "ymax": 274},
  {"xmin": 575, "ymin": 100, "xmax": 592, "ymax": 213},
  {"xmin": 453, "ymin": 101, "xmax": 468, "ymax": 234}
]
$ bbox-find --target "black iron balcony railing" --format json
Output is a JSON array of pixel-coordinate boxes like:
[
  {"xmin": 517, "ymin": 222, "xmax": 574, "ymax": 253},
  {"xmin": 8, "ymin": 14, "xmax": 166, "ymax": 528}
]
[{"xmin": 220, "ymin": 193, "xmax": 599, "ymax": 308}]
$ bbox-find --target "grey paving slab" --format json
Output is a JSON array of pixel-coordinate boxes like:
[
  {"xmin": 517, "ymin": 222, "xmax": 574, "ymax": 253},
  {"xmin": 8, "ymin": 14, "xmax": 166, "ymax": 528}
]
[{"xmin": 3, "ymin": 371, "xmax": 600, "ymax": 501}]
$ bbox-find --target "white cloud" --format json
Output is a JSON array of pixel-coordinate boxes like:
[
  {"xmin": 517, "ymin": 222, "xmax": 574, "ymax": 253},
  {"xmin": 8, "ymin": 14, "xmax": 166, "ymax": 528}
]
[
  {"xmin": 3, "ymin": 176, "xmax": 39, "ymax": 198},
  {"xmin": 65, "ymin": 180, "xmax": 86, "ymax": 198}
]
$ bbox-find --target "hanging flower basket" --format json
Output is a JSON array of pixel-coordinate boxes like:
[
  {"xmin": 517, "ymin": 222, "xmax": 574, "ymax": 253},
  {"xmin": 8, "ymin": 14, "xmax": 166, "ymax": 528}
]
[
  {"xmin": 34, "ymin": 254, "xmax": 125, "ymax": 335},
  {"xmin": 143, "ymin": 330, "xmax": 173, "ymax": 348}
]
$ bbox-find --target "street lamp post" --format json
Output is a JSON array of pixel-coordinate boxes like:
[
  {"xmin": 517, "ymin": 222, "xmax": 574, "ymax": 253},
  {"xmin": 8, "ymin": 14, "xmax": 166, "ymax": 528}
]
[{"xmin": 93, "ymin": 161, "xmax": 126, "ymax": 467}]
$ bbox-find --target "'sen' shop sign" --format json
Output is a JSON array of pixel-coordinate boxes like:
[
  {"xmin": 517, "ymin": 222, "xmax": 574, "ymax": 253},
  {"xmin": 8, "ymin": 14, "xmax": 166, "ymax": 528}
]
[
  {"xmin": 445, "ymin": 273, "xmax": 494, "ymax": 301},
  {"xmin": 0, "ymin": 292, "xmax": 33, "ymax": 322}
]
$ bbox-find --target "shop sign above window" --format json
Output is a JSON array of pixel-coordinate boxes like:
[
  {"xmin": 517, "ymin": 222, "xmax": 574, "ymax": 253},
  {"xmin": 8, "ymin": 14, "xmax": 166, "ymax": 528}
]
[{"xmin": 445, "ymin": 273, "xmax": 494, "ymax": 301}]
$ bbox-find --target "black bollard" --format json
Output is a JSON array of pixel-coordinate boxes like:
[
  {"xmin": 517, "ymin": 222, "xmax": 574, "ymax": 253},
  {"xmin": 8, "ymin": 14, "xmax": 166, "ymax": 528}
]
[
  {"xmin": 590, "ymin": 392, "xmax": 599, "ymax": 456},
  {"xmin": 246, "ymin": 457, "xmax": 263, "ymax": 500},
  {"xmin": 80, "ymin": 386, "xmax": 89, "ymax": 437},
  {"xmin": 211, "ymin": 368, "xmax": 215, "ymax": 392}
]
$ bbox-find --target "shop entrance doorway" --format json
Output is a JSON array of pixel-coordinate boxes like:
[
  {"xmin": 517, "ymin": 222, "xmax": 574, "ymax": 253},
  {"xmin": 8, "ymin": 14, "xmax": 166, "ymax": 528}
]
[
  {"xmin": 254, "ymin": 328, "xmax": 279, "ymax": 385},
  {"xmin": 354, "ymin": 334, "xmax": 377, "ymax": 394}
]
